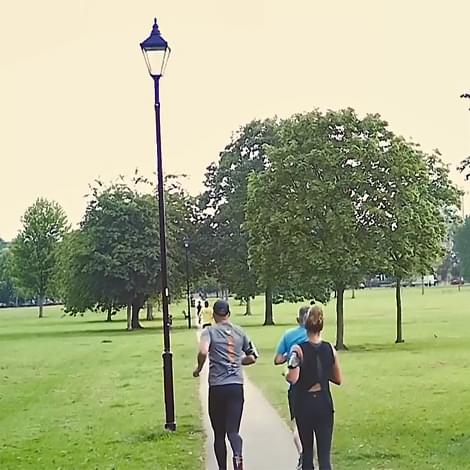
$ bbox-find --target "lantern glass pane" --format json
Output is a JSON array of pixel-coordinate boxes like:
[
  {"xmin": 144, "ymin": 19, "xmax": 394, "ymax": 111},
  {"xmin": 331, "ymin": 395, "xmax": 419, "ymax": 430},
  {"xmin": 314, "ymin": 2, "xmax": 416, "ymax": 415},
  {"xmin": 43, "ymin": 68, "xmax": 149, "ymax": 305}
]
[{"xmin": 143, "ymin": 48, "xmax": 169, "ymax": 76}]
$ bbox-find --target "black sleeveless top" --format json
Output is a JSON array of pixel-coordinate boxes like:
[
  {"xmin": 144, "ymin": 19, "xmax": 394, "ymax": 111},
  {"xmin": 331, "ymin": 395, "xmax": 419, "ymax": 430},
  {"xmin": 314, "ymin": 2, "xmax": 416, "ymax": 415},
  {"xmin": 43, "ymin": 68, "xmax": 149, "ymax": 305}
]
[{"xmin": 296, "ymin": 341, "xmax": 335, "ymax": 393}]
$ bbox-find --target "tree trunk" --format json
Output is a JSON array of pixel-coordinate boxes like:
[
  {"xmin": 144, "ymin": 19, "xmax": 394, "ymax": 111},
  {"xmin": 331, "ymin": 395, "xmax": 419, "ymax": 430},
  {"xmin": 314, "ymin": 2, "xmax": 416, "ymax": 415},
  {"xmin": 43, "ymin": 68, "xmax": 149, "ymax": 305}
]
[
  {"xmin": 146, "ymin": 303, "xmax": 154, "ymax": 321},
  {"xmin": 395, "ymin": 278, "xmax": 404, "ymax": 343},
  {"xmin": 126, "ymin": 304, "xmax": 132, "ymax": 330},
  {"xmin": 106, "ymin": 306, "xmax": 113, "ymax": 322},
  {"xmin": 421, "ymin": 275, "xmax": 424, "ymax": 295},
  {"xmin": 38, "ymin": 296, "xmax": 44, "ymax": 318},
  {"xmin": 351, "ymin": 288, "xmax": 356, "ymax": 299},
  {"xmin": 244, "ymin": 297, "xmax": 252, "ymax": 316},
  {"xmin": 263, "ymin": 286, "xmax": 274, "ymax": 325},
  {"xmin": 131, "ymin": 302, "xmax": 143, "ymax": 329},
  {"xmin": 335, "ymin": 287, "xmax": 347, "ymax": 350}
]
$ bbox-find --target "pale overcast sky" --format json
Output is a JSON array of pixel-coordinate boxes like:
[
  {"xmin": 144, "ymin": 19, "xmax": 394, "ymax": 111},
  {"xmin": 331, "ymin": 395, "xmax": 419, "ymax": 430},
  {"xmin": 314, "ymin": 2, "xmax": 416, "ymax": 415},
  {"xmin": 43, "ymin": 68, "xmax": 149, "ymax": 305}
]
[{"xmin": 1, "ymin": 0, "xmax": 470, "ymax": 240}]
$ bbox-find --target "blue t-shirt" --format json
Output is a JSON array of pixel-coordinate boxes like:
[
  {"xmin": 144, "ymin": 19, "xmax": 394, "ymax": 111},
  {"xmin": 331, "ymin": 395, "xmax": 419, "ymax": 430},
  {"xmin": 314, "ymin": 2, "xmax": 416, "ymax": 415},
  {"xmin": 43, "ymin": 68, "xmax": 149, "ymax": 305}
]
[
  {"xmin": 276, "ymin": 325, "xmax": 308, "ymax": 357},
  {"xmin": 276, "ymin": 326, "xmax": 308, "ymax": 389}
]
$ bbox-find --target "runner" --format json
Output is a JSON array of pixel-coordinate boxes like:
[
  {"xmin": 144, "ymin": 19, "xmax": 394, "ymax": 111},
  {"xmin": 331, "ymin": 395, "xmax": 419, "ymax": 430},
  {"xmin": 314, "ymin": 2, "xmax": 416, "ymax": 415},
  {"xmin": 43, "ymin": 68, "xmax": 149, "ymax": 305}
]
[
  {"xmin": 200, "ymin": 300, "xmax": 213, "ymax": 328},
  {"xmin": 286, "ymin": 305, "xmax": 343, "ymax": 470},
  {"xmin": 274, "ymin": 305, "xmax": 309, "ymax": 469},
  {"xmin": 196, "ymin": 299, "xmax": 203, "ymax": 324},
  {"xmin": 193, "ymin": 299, "xmax": 258, "ymax": 470}
]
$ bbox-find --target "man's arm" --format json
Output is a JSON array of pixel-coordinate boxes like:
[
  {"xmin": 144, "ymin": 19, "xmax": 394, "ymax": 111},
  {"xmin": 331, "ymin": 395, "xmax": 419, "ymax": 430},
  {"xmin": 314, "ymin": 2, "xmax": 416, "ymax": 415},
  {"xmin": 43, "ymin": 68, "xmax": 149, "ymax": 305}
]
[
  {"xmin": 274, "ymin": 335, "xmax": 287, "ymax": 365},
  {"xmin": 193, "ymin": 331, "xmax": 210, "ymax": 377},
  {"xmin": 242, "ymin": 335, "xmax": 258, "ymax": 366},
  {"xmin": 274, "ymin": 353, "xmax": 287, "ymax": 365},
  {"xmin": 242, "ymin": 355, "xmax": 256, "ymax": 365}
]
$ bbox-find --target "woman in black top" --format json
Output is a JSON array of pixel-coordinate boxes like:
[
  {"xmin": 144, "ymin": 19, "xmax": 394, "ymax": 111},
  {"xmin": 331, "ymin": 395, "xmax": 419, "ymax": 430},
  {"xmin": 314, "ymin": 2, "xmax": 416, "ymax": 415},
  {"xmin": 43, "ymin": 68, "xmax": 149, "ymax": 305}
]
[{"xmin": 286, "ymin": 305, "xmax": 342, "ymax": 470}]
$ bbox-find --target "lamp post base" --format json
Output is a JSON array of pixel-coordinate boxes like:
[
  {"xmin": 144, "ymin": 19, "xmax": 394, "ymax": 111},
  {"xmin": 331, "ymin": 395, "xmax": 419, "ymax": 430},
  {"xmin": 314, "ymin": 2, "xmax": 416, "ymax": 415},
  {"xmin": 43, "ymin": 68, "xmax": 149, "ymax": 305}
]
[
  {"xmin": 162, "ymin": 350, "xmax": 176, "ymax": 431},
  {"xmin": 164, "ymin": 422, "xmax": 177, "ymax": 432}
]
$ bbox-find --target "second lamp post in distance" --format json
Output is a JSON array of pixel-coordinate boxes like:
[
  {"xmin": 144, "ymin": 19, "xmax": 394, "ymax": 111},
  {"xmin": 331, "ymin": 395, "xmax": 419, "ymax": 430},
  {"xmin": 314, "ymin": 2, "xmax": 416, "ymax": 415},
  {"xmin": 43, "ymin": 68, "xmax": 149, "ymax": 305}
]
[{"xmin": 183, "ymin": 237, "xmax": 192, "ymax": 329}]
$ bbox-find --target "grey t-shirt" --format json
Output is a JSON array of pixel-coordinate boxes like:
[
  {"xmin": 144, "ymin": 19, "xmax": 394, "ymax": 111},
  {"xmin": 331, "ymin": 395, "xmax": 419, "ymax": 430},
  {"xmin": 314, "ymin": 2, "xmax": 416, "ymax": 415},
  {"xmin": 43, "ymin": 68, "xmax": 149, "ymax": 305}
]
[{"xmin": 201, "ymin": 322, "xmax": 253, "ymax": 387}]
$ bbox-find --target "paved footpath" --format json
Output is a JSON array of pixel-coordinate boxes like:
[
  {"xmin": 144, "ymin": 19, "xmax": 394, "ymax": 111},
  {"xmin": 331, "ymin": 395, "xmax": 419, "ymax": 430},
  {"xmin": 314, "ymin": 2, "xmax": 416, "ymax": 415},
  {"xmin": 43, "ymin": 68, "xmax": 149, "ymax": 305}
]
[{"xmin": 198, "ymin": 357, "xmax": 298, "ymax": 469}]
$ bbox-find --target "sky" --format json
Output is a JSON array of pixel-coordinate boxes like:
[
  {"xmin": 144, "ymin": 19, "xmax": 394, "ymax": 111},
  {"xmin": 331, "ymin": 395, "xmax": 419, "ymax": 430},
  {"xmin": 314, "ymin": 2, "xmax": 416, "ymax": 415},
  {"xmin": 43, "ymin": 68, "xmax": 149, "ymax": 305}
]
[{"xmin": 1, "ymin": 0, "xmax": 470, "ymax": 241}]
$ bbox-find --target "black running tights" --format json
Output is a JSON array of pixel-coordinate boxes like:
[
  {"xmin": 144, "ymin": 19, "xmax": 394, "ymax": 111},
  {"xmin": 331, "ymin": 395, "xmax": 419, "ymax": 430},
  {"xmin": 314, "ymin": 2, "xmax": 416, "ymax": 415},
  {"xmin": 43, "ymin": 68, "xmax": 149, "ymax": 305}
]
[
  {"xmin": 295, "ymin": 392, "xmax": 334, "ymax": 470},
  {"xmin": 208, "ymin": 384, "xmax": 244, "ymax": 470}
]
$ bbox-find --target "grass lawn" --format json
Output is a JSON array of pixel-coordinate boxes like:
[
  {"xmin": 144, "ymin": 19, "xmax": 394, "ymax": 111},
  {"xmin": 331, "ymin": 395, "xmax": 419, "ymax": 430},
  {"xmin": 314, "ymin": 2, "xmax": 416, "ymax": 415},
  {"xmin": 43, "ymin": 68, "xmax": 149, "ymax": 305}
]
[
  {"xmin": 0, "ymin": 305, "xmax": 204, "ymax": 470},
  {"xmin": 228, "ymin": 286, "xmax": 470, "ymax": 470},
  {"xmin": 1, "ymin": 287, "xmax": 469, "ymax": 470}
]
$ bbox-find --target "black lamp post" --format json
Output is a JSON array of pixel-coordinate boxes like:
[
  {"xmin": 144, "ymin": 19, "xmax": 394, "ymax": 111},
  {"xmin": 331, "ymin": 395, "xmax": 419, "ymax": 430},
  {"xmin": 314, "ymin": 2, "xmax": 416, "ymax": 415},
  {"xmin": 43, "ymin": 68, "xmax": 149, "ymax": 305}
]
[
  {"xmin": 140, "ymin": 18, "xmax": 176, "ymax": 432},
  {"xmin": 183, "ymin": 237, "xmax": 192, "ymax": 329}
]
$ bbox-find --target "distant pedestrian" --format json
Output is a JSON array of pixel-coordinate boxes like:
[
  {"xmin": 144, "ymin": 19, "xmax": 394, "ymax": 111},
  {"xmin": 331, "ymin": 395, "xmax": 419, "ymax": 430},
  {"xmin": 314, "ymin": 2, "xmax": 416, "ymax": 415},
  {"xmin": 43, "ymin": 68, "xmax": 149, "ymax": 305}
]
[
  {"xmin": 274, "ymin": 305, "xmax": 310, "ymax": 469},
  {"xmin": 196, "ymin": 299, "xmax": 203, "ymax": 324},
  {"xmin": 201, "ymin": 300, "xmax": 213, "ymax": 328},
  {"xmin": 193, "ymin": 299, "xmax": 258, "ymax": 470},
  {"xmin": 286, "ymin": 305, "xmax": 342, "ymax": 470}
]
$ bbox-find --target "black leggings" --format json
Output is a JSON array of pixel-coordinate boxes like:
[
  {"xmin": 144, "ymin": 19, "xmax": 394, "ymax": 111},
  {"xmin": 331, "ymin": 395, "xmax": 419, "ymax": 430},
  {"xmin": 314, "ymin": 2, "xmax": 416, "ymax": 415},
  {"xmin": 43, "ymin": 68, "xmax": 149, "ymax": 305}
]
[
  {"xmin": 208, "ymin": 384, "xmax": 244, "ymax": 470},
  {"xmin": 295, "ymin": 391, "xmax": 334, "ymax": 470}
]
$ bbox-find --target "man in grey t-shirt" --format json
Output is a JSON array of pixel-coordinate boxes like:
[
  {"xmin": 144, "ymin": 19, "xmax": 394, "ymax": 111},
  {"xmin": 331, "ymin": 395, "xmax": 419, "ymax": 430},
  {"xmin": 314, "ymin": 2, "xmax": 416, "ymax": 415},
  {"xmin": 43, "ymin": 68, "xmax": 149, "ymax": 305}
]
[{"xmin": 193, "ymin": 299, "xmax": 258, "ymax": 470}]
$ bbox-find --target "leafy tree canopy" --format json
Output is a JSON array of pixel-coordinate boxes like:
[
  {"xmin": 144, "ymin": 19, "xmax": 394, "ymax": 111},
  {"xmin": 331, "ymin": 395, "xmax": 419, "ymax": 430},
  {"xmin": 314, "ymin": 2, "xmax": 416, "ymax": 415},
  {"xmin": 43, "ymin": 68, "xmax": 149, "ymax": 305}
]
[
  {"xmin": 246, "ymin": 108, "xmax": 459, "ymax": 347},
  {"xmin": 10, "ymin": 198, "xmax": 68, "ymax": 317}
]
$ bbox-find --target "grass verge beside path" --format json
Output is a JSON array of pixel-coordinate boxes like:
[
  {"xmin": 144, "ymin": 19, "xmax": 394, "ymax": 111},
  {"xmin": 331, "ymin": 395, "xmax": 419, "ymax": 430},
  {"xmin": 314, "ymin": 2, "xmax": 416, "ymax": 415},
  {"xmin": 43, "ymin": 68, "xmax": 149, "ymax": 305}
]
[
  {"xmin": 0, "ymin": 306, "xmax": 203, "ymax": 470},
  {"xmin": 230, "ymin": 287, "xmax": 470, "ymax": 470}
]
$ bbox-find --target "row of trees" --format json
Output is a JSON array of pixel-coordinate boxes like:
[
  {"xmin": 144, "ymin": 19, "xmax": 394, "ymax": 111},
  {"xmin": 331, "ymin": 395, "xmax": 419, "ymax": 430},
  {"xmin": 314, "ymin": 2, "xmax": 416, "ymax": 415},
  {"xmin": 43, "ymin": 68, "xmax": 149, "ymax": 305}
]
[
  {"xmin": 1, "ymin": 176, "xmax": 203, "ymax": 329},
  {"xmin": 2, "ymin": 106, "xmax": 463, "ymax": 346},
  {"xmin": 243, "ymin": 110, "xmax": 460, "ymax": 348},
  {"xmin": 198, "ymin": 109, "xmax": 461, "ymax": 349}
]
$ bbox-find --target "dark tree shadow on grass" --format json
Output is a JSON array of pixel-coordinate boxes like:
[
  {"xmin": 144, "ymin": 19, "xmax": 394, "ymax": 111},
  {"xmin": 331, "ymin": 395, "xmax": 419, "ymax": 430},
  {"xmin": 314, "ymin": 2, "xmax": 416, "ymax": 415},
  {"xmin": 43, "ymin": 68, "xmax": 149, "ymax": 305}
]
[
  {"xmin": 345, "ymin": 338, "xmax": 466, "ymax": 354},
  {"xmin": 130, "ymin": 422, "xmax": 204, "ymax": 444},
  {"xmin": 0, "ymin": 323, "xmax": 192, "ymax": 342},
  {"xmin": 242, "ymin": 321, "xmax": 296, "ymax": 329},
  {"xmin": 135, "ymin": 424, "xmax": 203, "ymax": 443},
  {"xmin": 346, "ymin": 343, "xmax": 417, "ymax": 354}
]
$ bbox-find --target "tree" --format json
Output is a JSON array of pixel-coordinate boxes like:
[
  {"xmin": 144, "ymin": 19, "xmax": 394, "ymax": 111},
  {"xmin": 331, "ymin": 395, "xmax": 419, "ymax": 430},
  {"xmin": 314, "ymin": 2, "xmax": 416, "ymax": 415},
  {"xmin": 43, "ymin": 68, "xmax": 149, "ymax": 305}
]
[
  {"xmin": 247, "ymin": 109, "xmax": 392, "ymax": 346},
  {"xmin": 201, "ymin": 119, "xmax": 279, "ymax": 323},
  {"xmin": 458, "ymin": 93, "xmax": 470, "ymax": 179},
  {"xmin": 55, "ymin": 230, "xmax": 119, "ymax": 319},
  {"xmin": 454, "ymin": 217, "xmax": 470, "ymax": 281},
  {"xmin": 69, "ymin": 180, "xmax": 161, "ymax": 328},
  {"xmin": 0, "ymin": 248, "xmax": 15, "ymax": 306},
  {"xmin": 246, "ymin": 109, "xmax": 460, "ymax": 348},
  {"xmin": 10, "ymin": 198, "xmax": 68, "ymax": 317},
  {"xmin": 379, "ymin": 147, "xmax": 461, "ymax": 342},
  {"xmin": 0, "ymin": 242, "xmax": 29, "ymax": 307},
  {"xmin": 57, "ymin": 176, "xmax": 193, "ymax": 329},
  {"xmin": 164, "ymin": 176, "xmax": 206, "ymax": 301}
]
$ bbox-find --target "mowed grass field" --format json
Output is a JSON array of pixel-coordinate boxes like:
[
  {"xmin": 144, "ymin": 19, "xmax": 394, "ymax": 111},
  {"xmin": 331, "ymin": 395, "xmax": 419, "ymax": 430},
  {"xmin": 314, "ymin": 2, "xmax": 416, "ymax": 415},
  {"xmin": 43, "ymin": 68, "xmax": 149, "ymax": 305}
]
[
  {"xmin": 0, "ymin": 305, "xmax": 204, "ymax": 470},
  {"xmin": 230, "ymin": 286, "xmax": 470, "ymax": 470},
  {"xmin": 1, "ymin": 286, "xmax": 469, "ymax": 470}
]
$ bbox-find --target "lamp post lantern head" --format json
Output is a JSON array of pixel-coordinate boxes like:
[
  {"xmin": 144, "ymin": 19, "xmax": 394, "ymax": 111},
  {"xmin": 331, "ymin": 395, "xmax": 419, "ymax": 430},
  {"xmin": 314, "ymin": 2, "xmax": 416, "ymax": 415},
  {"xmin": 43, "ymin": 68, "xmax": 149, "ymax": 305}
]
[
  {"xmin": 183, "ymin": 237, "xmax": 190, "ymax": 249},
  {"xmin": 140, "ymin": 18, "xmax": 170, "ymax": 77}
]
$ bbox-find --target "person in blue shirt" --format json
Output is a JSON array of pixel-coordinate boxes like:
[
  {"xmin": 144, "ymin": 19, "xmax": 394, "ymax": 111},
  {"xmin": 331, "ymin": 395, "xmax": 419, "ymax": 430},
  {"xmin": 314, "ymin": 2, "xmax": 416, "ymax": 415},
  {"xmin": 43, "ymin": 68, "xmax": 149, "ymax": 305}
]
[{"xmin": 274, "ymin": 305, "xmax": 310, "ymax": 469}]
